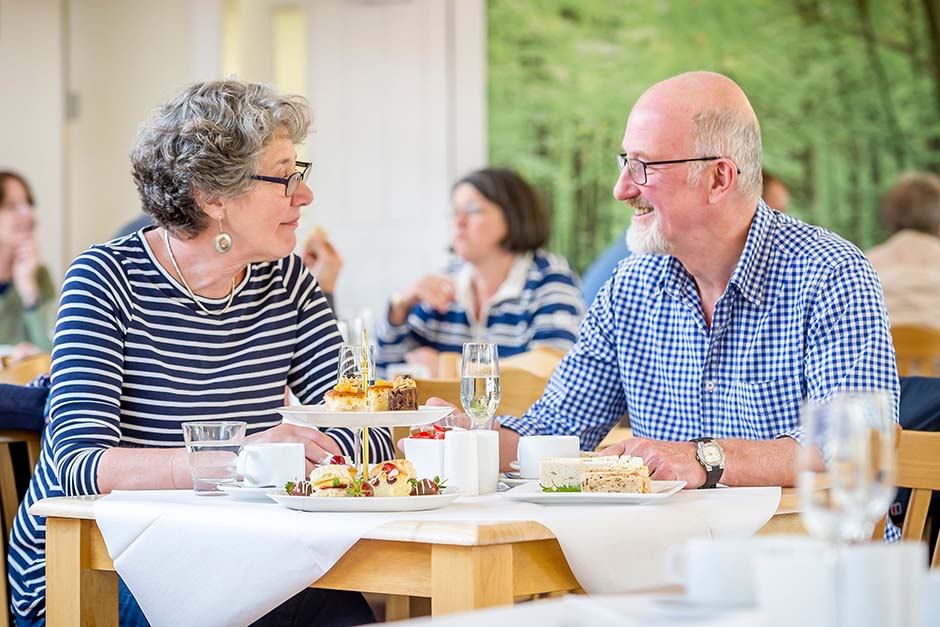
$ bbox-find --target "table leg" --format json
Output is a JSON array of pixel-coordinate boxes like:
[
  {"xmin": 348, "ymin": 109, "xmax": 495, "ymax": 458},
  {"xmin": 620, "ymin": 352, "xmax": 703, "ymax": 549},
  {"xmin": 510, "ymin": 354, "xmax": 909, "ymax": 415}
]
[
  {"xmin": 45, "ymin": 518, "xmax": 118, "ymax": 627},
  {"xmin": 430, "ymin": 545, "xmax": 513, "ymax": 615}
]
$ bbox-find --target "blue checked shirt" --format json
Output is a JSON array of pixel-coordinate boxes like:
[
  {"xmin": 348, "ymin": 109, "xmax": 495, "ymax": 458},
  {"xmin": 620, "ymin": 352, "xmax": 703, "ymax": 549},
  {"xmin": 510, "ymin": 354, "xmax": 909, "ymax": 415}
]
[{"xmin": 501, "ymin": 202, "xmax": 900, "ymax": 471}]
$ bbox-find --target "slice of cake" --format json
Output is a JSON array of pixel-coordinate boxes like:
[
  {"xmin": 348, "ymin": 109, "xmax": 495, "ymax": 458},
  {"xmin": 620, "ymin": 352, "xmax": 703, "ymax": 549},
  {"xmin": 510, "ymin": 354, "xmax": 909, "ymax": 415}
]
[
  {"xmin": 388, "ymin": 375, "xmax": 419, "ymax": 411},
  {"xmin": 324, "ymin": 376, "xmax": 366, "ymax": 411},
  {"xmin": 367, "ymin": 379, "xmax": 393, "ymax": 411}
]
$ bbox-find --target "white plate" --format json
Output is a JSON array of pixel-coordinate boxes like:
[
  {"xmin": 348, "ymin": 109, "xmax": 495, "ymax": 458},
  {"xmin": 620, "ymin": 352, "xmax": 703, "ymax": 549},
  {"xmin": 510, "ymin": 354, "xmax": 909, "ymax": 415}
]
[
  {"xmin": 502, "ymin": 480, "xmax": 686, "ymax": 505},
  {"xmin": 277, "ymin": 404, "xmax": 455, "ymax": 429},
  {"xmin": 267, "ymin": 487, "xmax": 462, "ymax": 512},
  {"xmin": 219, "ymin": 484, "xmax": 278, "ymax": 502}
]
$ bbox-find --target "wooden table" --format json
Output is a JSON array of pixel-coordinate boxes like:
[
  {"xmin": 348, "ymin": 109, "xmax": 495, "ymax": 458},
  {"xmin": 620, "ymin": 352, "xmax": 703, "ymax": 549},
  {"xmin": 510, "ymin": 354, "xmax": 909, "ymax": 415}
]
[{"xmin": 32, "ymin": 488, "xmax": 801, "ymax": 627}]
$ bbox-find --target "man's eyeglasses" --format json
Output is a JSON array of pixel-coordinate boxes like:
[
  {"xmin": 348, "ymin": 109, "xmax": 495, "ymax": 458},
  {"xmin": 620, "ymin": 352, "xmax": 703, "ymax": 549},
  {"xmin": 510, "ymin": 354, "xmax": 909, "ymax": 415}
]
[
  {"xmin": 617, "ymin": 154, "xmax": 732, "ymax": 186},
  {"xmin": 251, "ymin": 160, "xmax": 311, "ymax": 196}
]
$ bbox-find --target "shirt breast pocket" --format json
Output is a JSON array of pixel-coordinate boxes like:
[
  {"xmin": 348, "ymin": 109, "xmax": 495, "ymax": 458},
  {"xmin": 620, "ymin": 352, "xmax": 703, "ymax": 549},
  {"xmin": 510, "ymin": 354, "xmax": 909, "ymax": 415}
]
[{"xmin": 728, "ymin": 375, "xmax": 803, "ymax": 438}]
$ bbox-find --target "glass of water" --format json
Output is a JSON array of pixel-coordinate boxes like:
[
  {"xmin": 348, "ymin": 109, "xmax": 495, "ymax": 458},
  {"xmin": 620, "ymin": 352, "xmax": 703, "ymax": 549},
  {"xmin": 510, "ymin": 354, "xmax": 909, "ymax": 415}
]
[
  {"xmin": 797, "ymin": 391, "xmax": 896, "ymax": 543},
  {"xmin": 181, "ymin": 421, "xmax": 247, "ymax": 495},
  {"xmin": 460, "ymin": 342, "xmax": 500, "ymax": 430}
]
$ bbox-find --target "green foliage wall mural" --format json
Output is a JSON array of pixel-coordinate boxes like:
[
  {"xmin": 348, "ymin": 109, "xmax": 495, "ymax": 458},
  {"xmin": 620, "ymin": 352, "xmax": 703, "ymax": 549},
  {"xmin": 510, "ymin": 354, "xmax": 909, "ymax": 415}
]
[{"xmin": 488, "ymin": 0, "xmax": 940, "ymax": 272}]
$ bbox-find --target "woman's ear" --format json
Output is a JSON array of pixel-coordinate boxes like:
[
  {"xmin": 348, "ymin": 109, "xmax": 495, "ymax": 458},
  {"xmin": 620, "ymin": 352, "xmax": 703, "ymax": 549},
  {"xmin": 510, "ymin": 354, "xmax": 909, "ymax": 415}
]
[{"xmin": 193, "ymin": 188, "xmax": 226, "ymax": 222}]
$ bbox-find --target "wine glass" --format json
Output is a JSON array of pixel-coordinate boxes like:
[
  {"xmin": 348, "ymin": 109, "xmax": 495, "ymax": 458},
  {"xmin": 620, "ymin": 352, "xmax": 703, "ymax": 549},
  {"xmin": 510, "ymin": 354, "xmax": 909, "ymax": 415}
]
[
  {"xmin": 797, "ymin": 391, "xmax": 897, "ymax": 544},
  {"xmin": 336, "ymin": 344, "xmax": 375, "ymax": 471},
  {"xmin": 459, "ymin": 342, "xmax": 500, "ymax": 430},
  {"xmin": 337, "ymin": 344, "xmax": 375, "ymax": 386}
]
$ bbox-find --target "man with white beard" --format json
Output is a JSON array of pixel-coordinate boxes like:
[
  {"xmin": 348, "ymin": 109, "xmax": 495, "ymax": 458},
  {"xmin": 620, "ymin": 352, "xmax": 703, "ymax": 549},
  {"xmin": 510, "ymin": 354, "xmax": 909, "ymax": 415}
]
[{"xmin": 436, "ymin": 71, "xmax": 898, "ymax": 495}]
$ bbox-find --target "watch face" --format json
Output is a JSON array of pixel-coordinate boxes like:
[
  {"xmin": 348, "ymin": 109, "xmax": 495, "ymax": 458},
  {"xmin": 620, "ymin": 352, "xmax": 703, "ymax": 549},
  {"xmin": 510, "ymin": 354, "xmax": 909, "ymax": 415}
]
[{"xmin": 699, "ymin": 442, "xmax": 724, "ymax": 465}]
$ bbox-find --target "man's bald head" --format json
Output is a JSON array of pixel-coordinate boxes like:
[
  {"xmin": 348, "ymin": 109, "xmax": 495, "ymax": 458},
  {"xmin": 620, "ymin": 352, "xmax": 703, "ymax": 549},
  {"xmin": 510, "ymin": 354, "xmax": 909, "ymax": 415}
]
[{"xmin": 629, "ymin": 72, "xmax": 763, "ymax": 201}]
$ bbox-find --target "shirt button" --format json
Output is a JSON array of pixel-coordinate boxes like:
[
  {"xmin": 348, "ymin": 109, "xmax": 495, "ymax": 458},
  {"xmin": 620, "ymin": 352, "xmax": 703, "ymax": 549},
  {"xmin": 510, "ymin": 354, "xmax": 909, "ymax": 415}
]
[{"xmin": 703, "ymin": 380, "xmax": 716, "ymax": 393}]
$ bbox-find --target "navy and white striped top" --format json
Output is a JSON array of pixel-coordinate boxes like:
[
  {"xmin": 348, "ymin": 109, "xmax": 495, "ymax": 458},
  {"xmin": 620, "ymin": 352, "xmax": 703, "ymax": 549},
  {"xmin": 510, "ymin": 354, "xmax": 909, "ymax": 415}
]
[
  {"xmin": 8, "ymin": 229, "xmax": 393, "ymax": 620},
  {"xmin": 376, "ymin": 250, "xmax": 585, "ymax": 371}
]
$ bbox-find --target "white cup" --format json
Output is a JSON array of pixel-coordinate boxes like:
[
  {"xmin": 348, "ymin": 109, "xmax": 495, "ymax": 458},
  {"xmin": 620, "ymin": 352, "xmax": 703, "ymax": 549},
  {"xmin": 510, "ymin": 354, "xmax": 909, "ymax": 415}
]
[
  {"xmin": 669, "ymin": 536, "xmax": 823, "ymax": 607},
  {"xmin": 755, "ymin": 543, "xmax": 836, "ymax": 626},
  {"xmin": 444, "ymin": 430, "xmax": 498, "ymax": 495},
  {"xmin": 923, "ymin": 571, "xmax": 940, "ymax": 627},
  {"xmin": 836, "ymin": 542, "xmax": 926, "ymax": 627},
  {"xmin": 237, "ymin": 442, "xmax": 305, "ymax": 488},
  {"xmin": 402, "ymin": 437, "xmax": 445, "ymax": 481},
  {"xmin": 516, "ymin": 435, "xmax": 580, "ymax": 479}
]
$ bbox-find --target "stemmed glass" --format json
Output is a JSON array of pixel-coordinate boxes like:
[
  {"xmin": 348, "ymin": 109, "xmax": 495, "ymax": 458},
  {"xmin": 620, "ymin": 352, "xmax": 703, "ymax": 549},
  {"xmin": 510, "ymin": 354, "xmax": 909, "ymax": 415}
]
[
  {"xmin": 797, "ymin": 391, "xmax": 897, "ymax": 544},
  {"xmin": 337, "ymin": 344, "xmax": 375, "ymax": 472},
  {"xmin": 459, "ymin": 342, "xmax": 500, "ymax": 430}
]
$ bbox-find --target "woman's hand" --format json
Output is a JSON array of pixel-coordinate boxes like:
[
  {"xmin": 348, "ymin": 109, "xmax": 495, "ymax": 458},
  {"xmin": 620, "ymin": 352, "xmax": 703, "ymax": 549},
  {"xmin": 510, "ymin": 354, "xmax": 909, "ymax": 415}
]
[
  {"xmin": 247, "ymin": 424, "xmax": 343, "ymax": 475},
  {"xmin": 389, "ymin": 274, "xmax": 456, "ymax": 325},
  {"xmin": 404, "ymin": 346, "xmax": 441, "ymax": 377},
  {"xmin": 12, "ymin": 238, "xmax": 40, "ymax": 308},
  {"xmin": 301, "ymin": 229, "xmax": 342, "ymax": 294}
]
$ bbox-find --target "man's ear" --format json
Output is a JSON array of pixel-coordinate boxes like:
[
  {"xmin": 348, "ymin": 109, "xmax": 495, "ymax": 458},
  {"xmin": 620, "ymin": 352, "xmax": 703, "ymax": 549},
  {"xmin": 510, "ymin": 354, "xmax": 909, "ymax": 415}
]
[
  {"xmin": 707, "ymin": 159, "xmax": 737, "ymax": 204},
  {"xmin": 193, "ymin": 188, "xmax": 226, "ymax": 222}
]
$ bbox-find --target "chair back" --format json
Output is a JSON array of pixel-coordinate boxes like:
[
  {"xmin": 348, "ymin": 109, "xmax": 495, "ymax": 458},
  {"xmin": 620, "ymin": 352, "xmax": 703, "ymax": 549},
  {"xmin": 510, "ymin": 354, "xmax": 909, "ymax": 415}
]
[
  {"xmin": 892, "ymin": 325, "xmax": 940, "ymax": 377},
  {"xmin": 0, "ymin": 353, "xmax": 52, "ymax": 385},
  {"xmin": 0, "ymin": 354, "xmax": 48, "ymax": 627},
  {"xmin": 886, "ymin": 430, "xmax": 940, "ymax": 568}
]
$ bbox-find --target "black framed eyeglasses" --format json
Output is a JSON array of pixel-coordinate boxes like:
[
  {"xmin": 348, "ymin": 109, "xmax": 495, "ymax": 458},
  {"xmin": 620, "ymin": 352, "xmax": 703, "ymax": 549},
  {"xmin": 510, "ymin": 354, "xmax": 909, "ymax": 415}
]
[
  {"xmin": 617, "ymin": 154, "xmax": 731, "ymax": 186},
  {"xmin": 251, "ymin": 160, "xmax": 311, "ymax": 196}
]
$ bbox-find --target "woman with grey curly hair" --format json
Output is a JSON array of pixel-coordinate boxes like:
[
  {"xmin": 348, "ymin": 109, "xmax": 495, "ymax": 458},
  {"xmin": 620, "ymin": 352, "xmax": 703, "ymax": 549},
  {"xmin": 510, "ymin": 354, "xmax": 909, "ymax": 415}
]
[{"xmin": 9, "ymin": 79, "xmax": 384, "ymax": 627}]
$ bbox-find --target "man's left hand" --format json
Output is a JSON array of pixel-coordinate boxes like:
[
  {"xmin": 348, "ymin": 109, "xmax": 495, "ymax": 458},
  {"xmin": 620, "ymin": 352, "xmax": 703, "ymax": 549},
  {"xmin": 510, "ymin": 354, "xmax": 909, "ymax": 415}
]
[{"xmin": 600, "ymin": 437, "xmax": 707, "ymax": 489}]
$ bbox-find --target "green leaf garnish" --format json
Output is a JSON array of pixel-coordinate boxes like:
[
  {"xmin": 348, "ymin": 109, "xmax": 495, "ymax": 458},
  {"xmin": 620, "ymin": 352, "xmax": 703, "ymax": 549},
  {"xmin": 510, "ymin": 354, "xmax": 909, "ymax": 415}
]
[
  {"xmin": 540, "ymin": 483, "xmax": 581, "ymax": 493},
  {"xmin": 284, "ymin": 481, "xmax": 296, "ymax": 495},
  {"xmin": 332, "ymin": 478, "xmax": 341, "ymax": 488}
]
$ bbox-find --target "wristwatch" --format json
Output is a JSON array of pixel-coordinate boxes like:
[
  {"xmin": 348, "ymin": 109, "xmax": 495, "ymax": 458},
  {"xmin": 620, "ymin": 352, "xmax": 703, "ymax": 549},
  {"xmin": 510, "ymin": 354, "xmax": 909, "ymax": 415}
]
[{"xmin": 690, "ymin": 437, "xmax": 724, "ymax": 489}]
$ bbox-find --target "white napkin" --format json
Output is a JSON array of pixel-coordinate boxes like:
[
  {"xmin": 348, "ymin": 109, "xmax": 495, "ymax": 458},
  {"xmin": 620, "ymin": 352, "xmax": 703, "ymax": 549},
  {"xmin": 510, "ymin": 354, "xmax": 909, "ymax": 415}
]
[{"xmin": 94, "ymin": 486, "xmax": 780, "ymax": 626}]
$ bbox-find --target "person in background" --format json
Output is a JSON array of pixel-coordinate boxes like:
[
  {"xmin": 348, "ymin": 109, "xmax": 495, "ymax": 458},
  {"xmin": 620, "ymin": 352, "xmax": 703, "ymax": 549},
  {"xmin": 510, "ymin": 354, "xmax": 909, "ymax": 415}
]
[
  {"xmin": 301, "ymin": 225, "xmax": 342, "ymax": 312},
  {"xmin": 760, "ymin": 168, "xmax": 790, "ymax": 212},
  {"xmin": 8, "ymin": 79, "xmax": 386, "ymax": 627},
  {"xmin": 377, "ymin": 167, "xmax": 585, "ymax": 376},
  {"xmin": 0, "ymin": 171, "xmax": 55, "ymax": 361},
  {"xmin": 580, "ymin": 167, "xmax": 789, "ymax": 305},
  {"xmin": 866, "ymin": 171, "xmax": 940, "ymax": 329}
]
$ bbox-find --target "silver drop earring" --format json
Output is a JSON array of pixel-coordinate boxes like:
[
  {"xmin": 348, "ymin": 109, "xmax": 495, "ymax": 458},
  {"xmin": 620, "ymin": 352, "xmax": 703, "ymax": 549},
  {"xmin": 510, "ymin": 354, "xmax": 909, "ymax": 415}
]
[{"xmin": 213, "ymin": 216, "xmax": 233, "ymax": 254}]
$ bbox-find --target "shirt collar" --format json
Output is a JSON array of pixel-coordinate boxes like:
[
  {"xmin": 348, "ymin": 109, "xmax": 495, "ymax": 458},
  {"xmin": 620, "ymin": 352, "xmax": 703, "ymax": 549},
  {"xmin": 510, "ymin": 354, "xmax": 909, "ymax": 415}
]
[
  {"xmin": 454, "ymin": 252, "xmax": 533, "ymax": 324},
  {"xmin": 659, "ymin": 200, "xmax": 776, "ymax": 307},
  {"xmin": 727, "ymin": 200, "xmax": 776, "ymax": 306}
]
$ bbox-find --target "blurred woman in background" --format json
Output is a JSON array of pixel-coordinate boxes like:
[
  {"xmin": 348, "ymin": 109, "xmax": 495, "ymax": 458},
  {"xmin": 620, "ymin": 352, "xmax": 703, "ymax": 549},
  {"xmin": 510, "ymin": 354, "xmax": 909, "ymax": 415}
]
[
  {"xmin": 377, "ymin": 167, "xmax": 585, "ymax": 376},
  {"xmin": 0, "ymin": 171, "xmax": 55, "ymax": 361}
]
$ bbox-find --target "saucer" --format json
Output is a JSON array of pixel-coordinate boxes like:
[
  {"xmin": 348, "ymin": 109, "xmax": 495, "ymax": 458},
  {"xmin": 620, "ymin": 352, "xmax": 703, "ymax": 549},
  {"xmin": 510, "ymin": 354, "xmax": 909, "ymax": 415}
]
[
  {"xmin": 650, "ymin": 596, "xmax": 752, "ymax": 619},
  {"xmin": 219, "ymin": 484, "xmax": 278, "ymax": 502},
  {"xmin": 499, "ymin": 473, "xmax": 536, "ymax": 488}
]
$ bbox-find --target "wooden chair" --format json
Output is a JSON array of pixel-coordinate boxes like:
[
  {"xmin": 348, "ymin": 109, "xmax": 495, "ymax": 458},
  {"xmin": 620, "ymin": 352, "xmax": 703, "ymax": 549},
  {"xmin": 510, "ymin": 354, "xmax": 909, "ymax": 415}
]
[
  {"xmin": 0, "ymin": 353, "xmax": 49, "ymax": 627},
  {"xmin": 874, "ymin": 430, "xmax": 940, "ymax": 568},
  {"xmin": 0, "ymin": 353, "xmax": 52, "ymax": 385},
  {"xmin": 892, "ymin": 325, "xmax": 940, "ymax": 377}
]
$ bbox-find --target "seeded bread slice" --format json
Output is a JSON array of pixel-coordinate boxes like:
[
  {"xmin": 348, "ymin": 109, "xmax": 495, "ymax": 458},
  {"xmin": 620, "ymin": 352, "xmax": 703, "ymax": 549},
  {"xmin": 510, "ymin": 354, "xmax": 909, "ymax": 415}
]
[{"xmin": 581, "ymin": 468, "xmax": 651, "ymax": 494}]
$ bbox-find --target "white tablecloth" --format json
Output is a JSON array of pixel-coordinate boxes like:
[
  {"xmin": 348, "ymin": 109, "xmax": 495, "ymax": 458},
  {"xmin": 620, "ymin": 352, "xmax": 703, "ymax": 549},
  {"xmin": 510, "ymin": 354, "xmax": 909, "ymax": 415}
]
[
  {"xmin": 94, "ymin": 486, "xmax": 780, "ymax": 627},
  {"xmin": 383, "ymin": 593, "xmax": 769, "ymax": 627}
]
